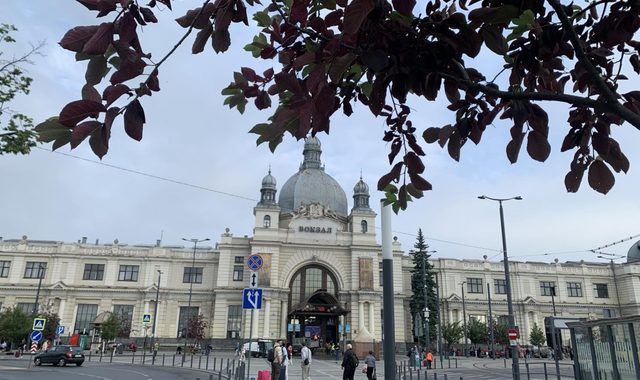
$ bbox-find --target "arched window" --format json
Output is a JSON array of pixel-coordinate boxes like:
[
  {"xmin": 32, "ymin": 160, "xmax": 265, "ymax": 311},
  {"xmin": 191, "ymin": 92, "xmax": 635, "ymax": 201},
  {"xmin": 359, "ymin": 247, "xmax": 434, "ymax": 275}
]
[
  {"xmin": 289, "ymin": 265, "xmax": 338, "ymax": 304},
  {"xmin": 361, "ymin": 220, "xmax": 368, "ymax": 233},
  {"xmin": 263, "ymin": 215, "xmax": 271, "ymax": 228}
]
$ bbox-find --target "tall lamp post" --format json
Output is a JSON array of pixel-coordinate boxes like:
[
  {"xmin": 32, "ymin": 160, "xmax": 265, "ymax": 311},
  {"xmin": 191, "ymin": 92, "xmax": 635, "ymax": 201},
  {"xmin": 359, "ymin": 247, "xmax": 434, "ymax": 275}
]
[
  {"xmin": 460, "ymin": 281, "xmax": 467, "ymax": 357},
  {"xmin": 487, "ymin": 282, "xmax": 495, "ymax": 360},
  {"xmin": 33, "ymin": 263, "xmax": 46, "ymax": 316},
  {"xmin": 182, "ymin": 238, "xmax": 210, "ymax": 357},
  {"xmin": 478, "ymin": 195, "xmax": 522, "ymax": 380},
  {"xmin": 151, "ymin": 270, "xmax": 162, "ymax": 363}
]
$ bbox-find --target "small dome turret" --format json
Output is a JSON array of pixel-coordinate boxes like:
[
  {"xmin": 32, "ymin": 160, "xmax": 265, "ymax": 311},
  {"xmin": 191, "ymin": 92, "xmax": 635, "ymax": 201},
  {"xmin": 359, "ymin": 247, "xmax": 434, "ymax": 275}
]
[
  {"xmin": 352, "ymin": 175, "xmax": 371, "ymax": 211},
  {"xmin": 258, "ymin": 168, "xmax": 278, "ymax": 207},
  {"xmin": 627, "ymin": 240, "xmax": 640, "ymax": 264},
  {"xmin": 353, "ymin": 177, "xmax": 369, "ymax": 195},
  {"xmin": 262, "ymin": 169, "xmax": 277, "ymax": 190}
]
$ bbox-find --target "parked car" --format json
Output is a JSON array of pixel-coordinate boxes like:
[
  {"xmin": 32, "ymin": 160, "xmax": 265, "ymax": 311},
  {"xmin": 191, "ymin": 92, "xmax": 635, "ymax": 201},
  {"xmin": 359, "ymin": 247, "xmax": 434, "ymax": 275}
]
[
  {"xmin": 243, "ymin": 339, "xmax": 273, "ymax": 358},
  {"xmin": 33, "ymin": 345, "xmax": 85, "ymax": 366}
]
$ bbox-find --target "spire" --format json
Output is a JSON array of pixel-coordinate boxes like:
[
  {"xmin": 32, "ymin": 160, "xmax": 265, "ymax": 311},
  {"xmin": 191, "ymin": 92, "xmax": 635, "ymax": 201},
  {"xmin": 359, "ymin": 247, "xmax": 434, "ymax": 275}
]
[
  {"xmin": 259, "ymin": 168, "xmax": 277, "ymax": 206},
  {"xmin": 301, "ymin": 136, "xmax": 323, "ymax": 170},
  {"xmin": 352, "ymin": 176, "xmax": 371, "ymax": 211}
]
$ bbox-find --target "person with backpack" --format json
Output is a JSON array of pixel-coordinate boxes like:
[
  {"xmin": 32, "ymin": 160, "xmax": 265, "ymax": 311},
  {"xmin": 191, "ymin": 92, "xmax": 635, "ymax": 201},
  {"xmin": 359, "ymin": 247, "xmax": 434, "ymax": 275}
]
[
  {"xmin": 300, "ymin": 340, "xmax": 312, "ymax": 380},
  {"xmin": 270, "ymin": 340, "xmax": 283, "ymax": 380},
  {"xmin": 279, "ymin": 342, "xmax": 290, "ymax": 380},
  {"xmin": 341, "ymin": 343, "xmax": 358, "ymax": 380}
]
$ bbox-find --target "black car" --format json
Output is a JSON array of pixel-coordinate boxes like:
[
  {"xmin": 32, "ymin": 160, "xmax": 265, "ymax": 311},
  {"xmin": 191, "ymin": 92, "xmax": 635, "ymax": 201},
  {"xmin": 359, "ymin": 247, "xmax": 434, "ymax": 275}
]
[{"xmin": 34, "ymin": 345, "xmax": 85, "ymax": 366}]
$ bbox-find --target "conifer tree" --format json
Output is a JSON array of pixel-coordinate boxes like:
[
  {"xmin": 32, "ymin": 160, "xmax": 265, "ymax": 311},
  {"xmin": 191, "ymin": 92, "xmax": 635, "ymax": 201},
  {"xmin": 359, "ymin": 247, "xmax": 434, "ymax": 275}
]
[{"xmin": 409, "ymin": 228, "xmax": 438, "ymax": 347}]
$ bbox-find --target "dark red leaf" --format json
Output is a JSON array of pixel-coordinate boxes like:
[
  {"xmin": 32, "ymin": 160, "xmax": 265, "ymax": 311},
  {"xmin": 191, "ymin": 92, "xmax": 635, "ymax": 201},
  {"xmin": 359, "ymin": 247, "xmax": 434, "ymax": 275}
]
[
  {"xmin": 423, "ymin": 127, "xmax": 440, "ymax": 143},
  {"xmin": 82, "ymin": 22, "xmax": 114, "ymax": 55},
  {"xmin": 59, "ymin": 100, "xmax": 107, "ymax": 127},
  {"xmin": 241, "ymin": 67, "xmax": 258, "ymax": 82},
  {"xmin": 588, "ymin": 160, "xmax": 615, "ymax": 194},
  {"xmin": 147, "ymin": 74, "xmax": 160, "ymax": 92},
  {"xmin": 392, "ymin": 0, "xmax": 415, "ymax": 16},
  {"xmin": 343, "ymin": 0, "xmax": 375, "ymax": 35},
  {"xmin": 404, "ymin": 152, "xmax": 425, "ymax": 174},
  {"xmin": 140, "ymin": 7, "xmax": 158, "ymax": 23},
  {"xmin": 59, "ymin": 25, "xmax": 100, "ymax": 53},
  {"xmin": 447, "ymin": 132, "xmax": 461, "ymax": 161},
  {"xmin": 89, "ymin": 124, "xmax": 109, "ymax": 158},
  {"xmin": 479, "ymin": 25, "xmax": 508, "ymax": 55},
  {"xmin": 76, "ymin": 0, "xmax": 101, "ymax": 11},
  {"xmin": 175, "ymin": 4, "xmax": 216, "ymax": 29},
  {"xmin": 564, "ymin": 169, "xmax": 584, "ymax": 193},
  {"xmin": 103, "ymin": 84, "xmax": 131, "ymax": 106},
  {"xmin": 192, "ymin": 25, "xmax": 213, "ymax": 54},
  {"xmin": 85, "ymin": 56, "xmax": 108, "ymax": 85},
  {"xmin": 438, "ymin": 125, "xmax": 454, "ymax": 147},
  {"xmin": 444, "ymin": 79, "xmax": 460, "ymax": 103},
  {"xmin": 328, "ymin": 53, "xmax": 356, "ymax": 83},
  {"xmin": 103, "ymin": 107, "xmax": 118, "ymax": 148},
  {"xmin": 71, "ymin": 120, "xmax": 102, "ymax": 149},
  {"xmin": 408, "ymin": 172, "xmax": 433, "ymax": 191},
  {"xmin": 157, "ymin": 0, "xmax": 171, "ymax": 9},
  {"xmin": 592, "ymin": 132, "xmax": 610, "ymax": 156},
  {"xmin": 82, "ymin": 84, "xmax": 102, "ymax": 103},
  {"xmin": 124, "ymin": 99, "xmax": 145, "ymax": 141},
  {"xmin": 274, "ymin": 72, "xmax": 304, "ymax": 95},
  {"xmin": 526, "ymin": 130, "xmax": 551, "ymax": 162},
  {"xmin": 118, "ymin": 12, "xmax": 137, "ymax": 43},
  {"xmin": 290, "ymin": 0, "xmax": 310, "ymax": 23},
  {"xmin": 212, "ymin": 29, "xmax": 231, "ymax": 53},
  {"xmin": 110, "ymin": 57, "xmax": 146, "ymax": 84},
  {"xmin": 388, "ymin": 139, "xmax": 402, "ymax": 164}
]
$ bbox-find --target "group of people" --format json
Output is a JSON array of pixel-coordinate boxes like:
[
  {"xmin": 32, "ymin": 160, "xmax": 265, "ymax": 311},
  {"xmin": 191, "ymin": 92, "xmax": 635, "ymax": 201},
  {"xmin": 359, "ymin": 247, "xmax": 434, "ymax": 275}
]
[
  {"xmin": 270, "ymin": 339, "xmax": 312, "ymax": 380},
  {"xmin": 407, "ymin": 345, "xmax": 434, "ymax": 369}
]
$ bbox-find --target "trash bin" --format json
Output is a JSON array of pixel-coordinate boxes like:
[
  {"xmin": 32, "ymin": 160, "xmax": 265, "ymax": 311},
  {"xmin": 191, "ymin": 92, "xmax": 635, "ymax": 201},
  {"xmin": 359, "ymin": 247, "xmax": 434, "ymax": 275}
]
[{"xmin": 116, "ymin": 343, "xmax": 124, "ymax": 354}]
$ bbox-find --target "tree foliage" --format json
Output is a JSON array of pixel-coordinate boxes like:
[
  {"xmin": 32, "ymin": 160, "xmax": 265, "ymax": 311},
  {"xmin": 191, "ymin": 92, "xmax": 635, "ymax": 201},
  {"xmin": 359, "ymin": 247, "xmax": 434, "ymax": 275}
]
[
  {"xmin": 491, "ymin": 319, "xmax": 509, "ymax": 345},
  {"xmin": 529, "ymin": 322, "xmax": 546, "ymax": 347},
  {"xmin": 100, "ymin": 313, "xmax": 121, "ymax": 342},
  {"xmin": 186, "ymin": 313, "xmax": 208, "ymax": 343},
  {"xmin": 0, "ymin": 306, "xmax": 30, "ymax": 345},
  {"xmin": 409, "ymin": 228, "xmax": 438, "ymax": 346},
  {"xmin": 38, "ymin": 310, "xmax": 61, "ymax": 342},
  {"xmin": 467, "ymin": 318, "xmax": 488, "ymax": 345},
  {"xmin": 38, "ymin": 0, "xmax": 640, "ymax": 209},
  {"xmin": 0, "ymin": 24, "xmax": 42, "ymax": 155},
  {"xmin": 442, "ymin": 321, "xmax": 464, "ymax": 346}
]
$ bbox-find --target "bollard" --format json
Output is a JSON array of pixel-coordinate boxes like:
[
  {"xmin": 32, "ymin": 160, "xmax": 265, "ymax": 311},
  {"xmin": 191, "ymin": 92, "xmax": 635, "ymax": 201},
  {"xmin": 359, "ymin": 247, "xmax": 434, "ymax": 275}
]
[
  {"xmin": 504, "ymin": 358, "xmax": 507, "ymax": 368},
  {"xmin": 206, "ymin": 354, "xmax": 210, "ymax": 370},
  {"xmin": 214, "ymin": 357, "xmax": 218, "ymax": 370},
  {"xmin": 172, "ymin": 354, "xmax": 176, "ymax": 367},
  {"xmin": 88, "ymin": 350, "xmax": 92, "ymax": 361},
  {"xmin": 199, "ymin": 355, "xmax": 202, "ymax": 369},
  {"xmin": 132, "ymin": 351, "xmax": 135, "ymax": 364},
  {"xmin": 544, "ymin": 362, "xmax": 548, "ymax": 380},
  {"xmin": 448, "ymin": 356, "xmax": 451, "ymax": 369},
  {"xmin": 455, "ymin": 358, "xmax": 458, "ymax": 368},
  {"xmin": 162, "ymin": 354, "xmax": 165, "ymax": 366},
  {"xmin": 190, "ymin": 353, "xmax": 194, "ymax": 368},
  {"xmin": 209, "ymin": 375, "xmax": 213, "ymax": 380},
  {"xmin": 99, "ymin": 350, "xmax": 103, "ymax": 362},
  {"xmin": 525, "ymin": 363, "xmax": 530, "ymax": 380},
  {"xmin": 110, "ymin": 349, "xmax": 114, "ymax": 363},
  {"xmin": 434, "ymin": 373, "xmax": 438, "ymax": 380},
  {"xmin": 444, "ymin": 375, "xmax": 448, "ymax": 380}
]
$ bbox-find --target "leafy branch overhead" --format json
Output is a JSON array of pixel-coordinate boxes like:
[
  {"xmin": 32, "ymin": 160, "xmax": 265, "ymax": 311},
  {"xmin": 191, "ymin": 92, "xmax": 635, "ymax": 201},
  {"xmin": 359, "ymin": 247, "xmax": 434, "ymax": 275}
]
[{"xmin": 41, "ymin": 0, "xmax": 640, "ymax": 210}]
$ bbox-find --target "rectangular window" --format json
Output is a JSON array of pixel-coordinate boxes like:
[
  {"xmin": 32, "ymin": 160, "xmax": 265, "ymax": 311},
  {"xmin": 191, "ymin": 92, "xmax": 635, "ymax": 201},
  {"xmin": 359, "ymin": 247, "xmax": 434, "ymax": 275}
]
[
  {"xmin": 177, "ymin": 306, "xmax": 199, "ymax": 338},
  {"xmin": 497, "ymin": 315, "xmax": 509, "ymax": 326},
  {"xmin": 83, "ymin": 264, "xmax": 105, "ymax": 281},
  {"xmin": 594, "ymin": 283, "xmax": 609, "ymax": 298},
  {"xmin": 17, "ymin": 302, "xmax": 36, "ymax": 315},
  {"xmin": 494, "ymin": 279, "xmax": 507, "ymax": 295},
  {"xmin": 113, "ymin": 305, "xmax": 134, "ymax": 337},
  {"xmin": 24, "ymin": 262, "xmax": 47, "ymax": 279},
  {"xmin": 603, "ymin": 308, "xmax": 615, "ymax": 318},
  {"xmin": 118, "ymin": 265, "xmax": 139, "ymax": 282},
  {"xmin": 183, "ymin": 267, "xmax": 203, "ymax": 283},
  {"xmin": 227, "ymin": 305, "xmax": 242, "ymax": 339},
  {"xmin": 233, "ymin": 256, "xmax": 244, "ymax": 281},
  {"xmin": 567, "ymin": 282, "xmax": 583, "ymax": 297},
  {"xmin": 540, "ymin": 281, "xmax": 556, "ymax": 296},
  {"xmin": 0, "ymin": 261, "xmax": 10, "ymax": 277},
  {"xmin": 74, "ymin": 304, "xmax": 98, "ymax": 334},
  {"xmin": 467, "ymin": 278, "xmax": 483, "ymax": 293},
  {"xmin": 469, "ymin": 314, "xmax": 486, "ymax": 323},
  {"xmin": 378, "ymin": 262, "xmax": 383, "ymax": 286}
]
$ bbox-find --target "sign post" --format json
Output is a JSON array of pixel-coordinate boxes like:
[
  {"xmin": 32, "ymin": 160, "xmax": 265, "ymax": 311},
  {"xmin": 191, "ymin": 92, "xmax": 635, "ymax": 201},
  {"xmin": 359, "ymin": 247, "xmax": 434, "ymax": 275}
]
[
  {"xmin": 245, "ymin": 254, "xmax": 263, "ymax": 380},
  {"xmin": 508, "ymin": 327, "xmax": 519, "ymax": 346}
]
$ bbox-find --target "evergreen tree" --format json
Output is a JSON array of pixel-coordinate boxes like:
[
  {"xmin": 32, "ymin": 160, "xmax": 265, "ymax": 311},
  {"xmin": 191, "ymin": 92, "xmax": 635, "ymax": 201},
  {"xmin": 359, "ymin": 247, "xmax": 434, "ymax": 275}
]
[
  {"xmin": 100, "ymin": 313, "xmax": 121, "ymax": 343},
  {"xmin": 409, "ymin": 228, "xmax": 438, "ymax": 347},
  {"xmin": 529, "ymin": 323, "xmax": 546, "ymax": 348}
]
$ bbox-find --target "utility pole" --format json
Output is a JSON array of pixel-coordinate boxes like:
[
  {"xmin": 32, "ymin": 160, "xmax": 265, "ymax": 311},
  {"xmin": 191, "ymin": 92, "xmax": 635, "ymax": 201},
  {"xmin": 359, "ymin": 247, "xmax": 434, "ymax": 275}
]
[
  {"xmin": 421, "ymin": 254, "xmax": 429, "ymax": 352},
  {"xmin": 151, "ymin": 270, "xmax": 162, "ymax": 363},
  {"xmin": 436, "ymin": 271, "xmax": 443, "ymax": 368},
  {"xmin": 182, "ymin": 238, "xmax": 210, "ymax": 359},
  {"xmin": 461, "ymin": 281, "xmax": 467, "ymax": 357}
]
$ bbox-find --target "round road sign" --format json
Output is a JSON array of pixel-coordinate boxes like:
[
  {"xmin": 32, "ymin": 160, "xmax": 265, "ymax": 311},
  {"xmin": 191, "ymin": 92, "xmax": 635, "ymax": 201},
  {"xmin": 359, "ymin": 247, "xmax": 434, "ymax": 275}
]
[{"xmin": 247, "ymin": 254, "xmax": 263, "ymax": 271}]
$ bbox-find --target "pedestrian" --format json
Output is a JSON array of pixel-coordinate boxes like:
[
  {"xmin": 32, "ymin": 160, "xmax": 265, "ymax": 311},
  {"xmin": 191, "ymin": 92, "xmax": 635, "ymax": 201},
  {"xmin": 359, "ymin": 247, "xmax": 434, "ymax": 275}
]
[
  {"xmin": 335, "ymin": 342, "xmax": 341, "ymax": 362},
  {"xmin": 279, "ymin": 342, "xmax": 290, "ymax": 380},
  {"xmin": 271, "ymin": 339, "xmax": 283, "ymax": 380},
  {"xmin": 341, "ymin": 343, "xmax": 358, "ymax": 380},
  {"xmin": 153, "ymin": 342, "xmax": 159, "ymax": 358},
  {"xmin": 426, "ymin": 350, "xmax": 433, "ymax": 369},
  {"xmin": 364, "ymin": 350, "xmax": 376, "ymax": 380},
  {"xmin": 300, "ymin": 340, "xmax": 312, "ymax": 380}
]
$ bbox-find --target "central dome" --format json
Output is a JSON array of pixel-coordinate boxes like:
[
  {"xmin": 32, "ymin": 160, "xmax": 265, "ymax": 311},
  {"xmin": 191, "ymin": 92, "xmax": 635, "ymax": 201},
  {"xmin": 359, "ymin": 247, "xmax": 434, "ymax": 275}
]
[{"xmin": 278, "ymin": 137, "xmax": 348, "ymax": 217}]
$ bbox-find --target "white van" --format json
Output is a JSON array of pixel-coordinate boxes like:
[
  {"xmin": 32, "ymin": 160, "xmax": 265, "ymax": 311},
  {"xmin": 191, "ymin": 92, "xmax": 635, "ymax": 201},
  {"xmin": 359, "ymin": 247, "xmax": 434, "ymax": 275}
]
[{"xmin": 243, "ymin": 339, "xmax": 273, "ymax": 358}]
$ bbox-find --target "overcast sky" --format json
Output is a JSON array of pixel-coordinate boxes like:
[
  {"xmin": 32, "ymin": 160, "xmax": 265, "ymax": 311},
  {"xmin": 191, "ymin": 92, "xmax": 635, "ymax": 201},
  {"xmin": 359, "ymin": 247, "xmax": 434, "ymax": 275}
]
[{"xmin": 1, "ymin": 1, "xmax": 638, "ymax": 263}]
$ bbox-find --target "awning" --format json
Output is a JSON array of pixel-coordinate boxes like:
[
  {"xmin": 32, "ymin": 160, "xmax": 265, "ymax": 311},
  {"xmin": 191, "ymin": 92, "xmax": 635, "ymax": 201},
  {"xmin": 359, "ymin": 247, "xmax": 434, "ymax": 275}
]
[{"xmin": 289, "ymin": 290, "xmax": 349, "ymax": 316}]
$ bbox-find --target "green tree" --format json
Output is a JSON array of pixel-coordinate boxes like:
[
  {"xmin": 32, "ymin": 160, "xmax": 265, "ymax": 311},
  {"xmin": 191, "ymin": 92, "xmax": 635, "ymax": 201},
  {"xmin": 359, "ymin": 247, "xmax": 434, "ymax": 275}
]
[
  {"xmin": 529, "ymin": 323, "xmax": 546, "ymax": 348},
  {"xmin": 40, "ymin": 1, "xmax": 640, "ymax": 208},
  {"xmin": 0, "ymin": 24, "xmax": 42, "ymax": 155},
  {"xmin": 442, "ymin": 321, "xmax": 464, "ymax": 351},
  {"xmin": 467, "ymin": 318, "xmax": 488, "ymax": 346},
  {"xmin": 100, "ymin": 313, "xmax": 121, "ymax": 343},
  {"xmin": 0, "ymin": 306, "xmax": 30, "ymax": 346},
  {"xmin": 409, "ymin": 228, "xmax": 438, "ymax": 347},
  {"xmin": 186, "ymin": 313, "xmax": 208, "ymax": 350},
  {"xmin": 492, "ymin": 321, "xmax": 509, "ymax": 346}
]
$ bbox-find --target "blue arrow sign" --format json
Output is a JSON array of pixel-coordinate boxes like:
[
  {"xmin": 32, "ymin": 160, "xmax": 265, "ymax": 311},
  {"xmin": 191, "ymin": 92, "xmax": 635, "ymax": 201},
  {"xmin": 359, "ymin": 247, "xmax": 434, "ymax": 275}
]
[
  {"xmin": 242, "ymin": 288, "xmax": 263, "ymax": 309},
  {"xmin": 56, "ymin": 326, "xmax": 65, "ymax": 335},
  {"xmin": 247, "ymin": 255, "xmax": 263, "ymax": 271},
  {"xmin": 31, "ymin": 331, "xmax": 42, "ymax": 343}
]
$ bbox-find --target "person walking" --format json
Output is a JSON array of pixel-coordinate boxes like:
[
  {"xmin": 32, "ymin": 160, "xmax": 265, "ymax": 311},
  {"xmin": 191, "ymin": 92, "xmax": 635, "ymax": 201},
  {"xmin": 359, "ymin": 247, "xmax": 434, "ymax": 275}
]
[
  {"xmin": 341, "ymin": 344, "xmax": 358, "ymax": 380},
  {"xmin": 364, "ymin": 351, "xmax": 376, "ymax": 380},
  {"xmin": 271, "ymin": 339, "xmax": 283, "ymax": 380},
  {"xmin": 426, "ymin": 350, "xmax": 433, "ymax": 369},
  {"xmin": 279, "ymin": 342, "xmax": 290, "ymax": 380},
  {"xmin": 300, "ymin": 341, "xmax": 312, "ymax": 380}
]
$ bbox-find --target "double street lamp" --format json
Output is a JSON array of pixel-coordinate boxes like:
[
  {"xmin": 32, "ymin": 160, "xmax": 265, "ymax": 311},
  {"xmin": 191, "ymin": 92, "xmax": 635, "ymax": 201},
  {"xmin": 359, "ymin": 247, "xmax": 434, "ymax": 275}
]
[
  {"xmin": 151, "ymin": 269, "xmax": 162, "ymax": 363},
  {"xmin": 478, "ymin": 195, "xmax": 522, "ymax": 380},
  {"xmin": 182, "ymin": 238, "xmax": 210, "ymax": 357}
]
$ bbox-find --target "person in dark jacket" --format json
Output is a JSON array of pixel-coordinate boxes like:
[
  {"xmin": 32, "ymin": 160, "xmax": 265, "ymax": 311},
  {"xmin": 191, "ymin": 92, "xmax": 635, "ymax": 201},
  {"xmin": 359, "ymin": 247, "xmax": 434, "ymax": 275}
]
[{"xmin": 341, "ymin": 344, "xmax": 358, "ymax": 380}]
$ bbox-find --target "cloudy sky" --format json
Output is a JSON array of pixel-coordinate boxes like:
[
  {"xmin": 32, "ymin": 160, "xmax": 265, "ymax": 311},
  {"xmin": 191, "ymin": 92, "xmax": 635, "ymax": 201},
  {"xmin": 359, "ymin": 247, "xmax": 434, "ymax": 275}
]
[{"xmin": 1, "ymin": 1, "xmax": 638, "ymax": 263}]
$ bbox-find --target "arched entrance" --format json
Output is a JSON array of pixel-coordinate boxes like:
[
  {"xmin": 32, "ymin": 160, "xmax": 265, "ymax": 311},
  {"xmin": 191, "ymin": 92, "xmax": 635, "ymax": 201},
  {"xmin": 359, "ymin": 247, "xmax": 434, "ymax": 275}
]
[{"xmin": 287, "ymin": 265, "xmax": 348, "ymax": 353}]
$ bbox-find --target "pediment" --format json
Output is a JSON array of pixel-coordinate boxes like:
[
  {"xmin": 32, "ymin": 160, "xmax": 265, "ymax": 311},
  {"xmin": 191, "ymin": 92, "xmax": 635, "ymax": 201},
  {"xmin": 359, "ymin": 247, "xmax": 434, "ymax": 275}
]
[
  {"xmin": 523, "ymin": 296, "xmax": 537, "ymax": 304},
  {"xmin": 447, "ymin": 294, "xmax": 461, "ymax": 302},
  {"xmin": 49, "ymin": 281, "xmax": 68, "ymax": 290}
]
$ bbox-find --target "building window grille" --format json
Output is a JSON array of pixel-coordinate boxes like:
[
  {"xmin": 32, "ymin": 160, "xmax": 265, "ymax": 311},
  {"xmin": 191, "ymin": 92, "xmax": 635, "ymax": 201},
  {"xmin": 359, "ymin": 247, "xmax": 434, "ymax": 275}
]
[
  {"xmin": 183, "ymin": 267, "xmax": 203, "ymax": 284},
  {"xmin": 227, "ymin": 305, "xmax": 242, "ymax": 339},
  {"xmin": 118, "ymin": 265, "xmax": 139, "ymax": 282},
  {"xmin": 361, "ymin": 220, "xmax": 368, "ymax": 233},
  {"xmin": 467, "ymin": 278, "xmax": 483, "ymax": 293},
  {"xmin": 74, "ymin": 304, "xmax": 98, "ymax": 334},
  {"xmin": 0, "ymin": 261, "xmax": 10, "ymax": 278},
  {"xmin": 24, "ymin": 262, "xmax": 46, "ymax": 279},
  {"xmin": 263, "ymin": 215, "xmax": 271, "ymax": 228},
  {"xmin": 540, "ymin": 281, "xmax": 556, "ymax": 296},
  {"xmin": 567, "ymin": 282, "xmax": 583, "ymax": 297},
  {"xmin": 177, "ymin": 306, "xmax": 199, "ymax": 338},
  {"xmin": 594, "ymin": 283, "xmax": 609, "ymax": 298},
  {"xmin": 494, "ymin": 279, "xmax": 506, "ymax": 295},
  {"xmin": 83, "ymin": 264, "xmax": 105, "ymax": 281}
]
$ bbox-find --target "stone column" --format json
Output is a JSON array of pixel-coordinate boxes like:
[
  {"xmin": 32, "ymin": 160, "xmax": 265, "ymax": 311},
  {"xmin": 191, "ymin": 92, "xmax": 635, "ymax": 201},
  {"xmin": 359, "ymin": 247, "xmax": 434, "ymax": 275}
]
[
  {"xmin": 263, "ymin": 299, "xmax": 271, "ymax": 338},
  {"xmin": 359, "ymin": 301, "xmax": 365, "ymax": 329},
  {"xmin": 280, "ymin": 300, "xmax": 288, "ymax": 339},
  {"xmin": 368, "ymin": 302, "xmax": 375, "ymax": 334},
  {"xmin": 523, "ymin": 310, "xmax": 530, "ymax": 345}
]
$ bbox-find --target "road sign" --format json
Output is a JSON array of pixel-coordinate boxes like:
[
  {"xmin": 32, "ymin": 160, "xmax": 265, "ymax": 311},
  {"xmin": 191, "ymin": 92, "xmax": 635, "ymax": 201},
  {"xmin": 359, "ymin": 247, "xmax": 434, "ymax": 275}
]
[
  {"xmin": 30, "ymin": 330, "xmax": 43, "ymax": 343},
  {"xmin": 247, "ymin": 255, "xmax": 263, "ymax": 271},
  {"xmin": 242, "ymin": 288, "xmax": 263, "ymax": 309},
  {"xmin": 508, "ymin": 327, "xmax": 519, "ymax": 340},
  {"xmin": 33, "ymin": 318, "xmax": 46, "ymax": 331},
  {"xmin": 142, "ymin": 314, "xmax": 152, "ymax": 324},
  {"xmin": 56, "ymin": 325, "xmax": 65, "ymax": 335},
  {"xmin": 249, "ymin": 271, "xmax": 258, "ymax": 288},
  {"xmin": 30, "ymin": 342, "xmax": 38, "ymax": 353}
]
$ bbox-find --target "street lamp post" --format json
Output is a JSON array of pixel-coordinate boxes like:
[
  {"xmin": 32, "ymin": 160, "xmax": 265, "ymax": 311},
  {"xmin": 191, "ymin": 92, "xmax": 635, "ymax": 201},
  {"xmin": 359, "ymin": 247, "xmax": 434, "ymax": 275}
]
[
  {"xmin": 487, "ymin": 282, "xmax": 495, "ymax": 360},
  {"xmin": 33, "ymin": 264, "xmax": 46, "ymax": 316},
  {"xmin": 182, "ymin": 238, "xmax": 210, "ymax": 358},
  {"xmin": 478, "ymin": 195, "xmax": 522, "ymax": 380},
  {"xmin": 151, "ymin": 270, "xmax": 162, "ymax": 363},
  {"xmin": 460, "ymin": 281, "xmax": 467, "ymax": 357}
]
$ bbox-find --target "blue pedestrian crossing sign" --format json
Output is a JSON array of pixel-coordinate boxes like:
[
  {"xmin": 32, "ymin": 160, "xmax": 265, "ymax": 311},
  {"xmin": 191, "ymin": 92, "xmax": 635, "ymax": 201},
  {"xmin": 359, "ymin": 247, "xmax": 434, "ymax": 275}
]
[
  {"xmin": 142, "ymin": 314, "xmax": 152, "ymax": 324},
  {"xmin": 242, "ymin": 288, "xmax": 263, "ymax": 309},
  {"xmin": 33, "ymin": 318, "xmax": 46, "ymax": 331},
  {"xmin": 57, "ymin": 325, "xmax": 65, "ymax": 335},
  {"xmin": 31, "ymin": 330, "xmax": 43, "ymax": 343}
]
